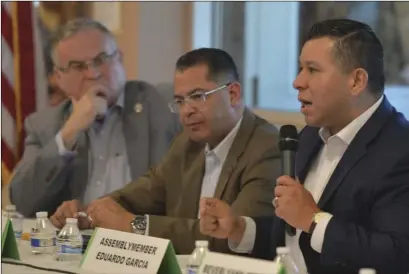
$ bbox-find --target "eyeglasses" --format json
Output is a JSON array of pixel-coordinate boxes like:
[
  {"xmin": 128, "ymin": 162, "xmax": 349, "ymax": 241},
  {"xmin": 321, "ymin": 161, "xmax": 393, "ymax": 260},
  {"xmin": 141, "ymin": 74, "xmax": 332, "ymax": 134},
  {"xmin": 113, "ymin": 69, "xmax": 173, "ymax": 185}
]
[
  {"xmin": 168, "ymin": 82, "xmax": 231, "ymax": 113},
  {"xmin": 55, "ymin": 50, "xmax": 118, "ymax": 74}
]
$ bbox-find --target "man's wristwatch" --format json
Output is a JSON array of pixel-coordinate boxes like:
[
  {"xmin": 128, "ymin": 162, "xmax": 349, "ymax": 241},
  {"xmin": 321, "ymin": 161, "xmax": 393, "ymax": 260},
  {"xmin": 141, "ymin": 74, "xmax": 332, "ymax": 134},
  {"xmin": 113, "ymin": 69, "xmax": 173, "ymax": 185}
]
[
  {"xmin": 308, "ymin": 212, "xmax": 326, "ymax": 234},
  {"xmin": 130, "ymin": 215, "xmax": 147, "ymax": 235}
]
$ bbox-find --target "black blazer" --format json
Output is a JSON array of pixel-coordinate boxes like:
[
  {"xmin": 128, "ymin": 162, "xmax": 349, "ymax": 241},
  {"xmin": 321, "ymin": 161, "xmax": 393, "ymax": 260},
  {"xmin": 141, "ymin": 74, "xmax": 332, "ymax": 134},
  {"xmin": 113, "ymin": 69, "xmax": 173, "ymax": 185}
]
[{"xmin": 251, "ymin": 97, "xmax": 409, "ymax": 274}]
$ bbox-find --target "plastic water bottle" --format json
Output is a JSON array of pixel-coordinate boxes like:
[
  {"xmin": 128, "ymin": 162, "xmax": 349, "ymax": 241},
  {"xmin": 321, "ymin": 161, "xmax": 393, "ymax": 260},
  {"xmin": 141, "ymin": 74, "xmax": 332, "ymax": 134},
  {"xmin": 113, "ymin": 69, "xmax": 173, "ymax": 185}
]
[
  {"xmin": 186, "ymin": 240, "xmax": 209, "ymax": 274},
  {"xmin": 54, "ymin": 218, "xmax": 83, "ymax": 262},
  {"xmin": 274, "ymin": 247, "xmax": 300, "ymax": 274},
  {"xmin": 359, "ymin": 268, "xmax": 376, "ymax": 274},
  {"xmin": 30, "ymin": 211, "xmax": 56, "ymax": 255},
  {"xmin": 4, "ymin": 205, "xmax": 23, "ymax": 241}
]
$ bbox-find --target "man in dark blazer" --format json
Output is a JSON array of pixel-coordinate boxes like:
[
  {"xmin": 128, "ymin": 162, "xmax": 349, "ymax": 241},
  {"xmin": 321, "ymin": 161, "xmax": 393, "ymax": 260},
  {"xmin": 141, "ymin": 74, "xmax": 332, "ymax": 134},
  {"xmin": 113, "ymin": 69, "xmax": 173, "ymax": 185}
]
[
  {"xmin": 199, "ymin": 19, "xmax": 409, "ymax": 274},
  {"xmin": 9, "ymin": 18, "xmax": 180, "ymax": 217}
]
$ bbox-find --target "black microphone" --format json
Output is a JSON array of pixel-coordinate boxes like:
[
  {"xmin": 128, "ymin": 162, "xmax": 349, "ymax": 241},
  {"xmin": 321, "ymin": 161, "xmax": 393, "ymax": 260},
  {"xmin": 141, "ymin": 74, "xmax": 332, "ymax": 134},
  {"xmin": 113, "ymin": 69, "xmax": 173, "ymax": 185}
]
[{"xmin": 278, "ymin": 125, "xmax": 299, "ymax": 236}]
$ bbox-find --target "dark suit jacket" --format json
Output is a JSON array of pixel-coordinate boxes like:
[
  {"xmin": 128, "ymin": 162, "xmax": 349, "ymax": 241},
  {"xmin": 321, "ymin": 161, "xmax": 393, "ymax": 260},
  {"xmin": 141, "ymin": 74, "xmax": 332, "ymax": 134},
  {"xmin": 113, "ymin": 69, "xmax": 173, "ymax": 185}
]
[
  {"xmin": 251, "ymin": 97, "xmax": 409, "ymax": 274},
  {"xmin": 109, "ymin": 108, "xmax": 280, "ymax": 254},
  {"xmin": 10, "ymin": 81, "xmax": 181, "ymax": 217}
]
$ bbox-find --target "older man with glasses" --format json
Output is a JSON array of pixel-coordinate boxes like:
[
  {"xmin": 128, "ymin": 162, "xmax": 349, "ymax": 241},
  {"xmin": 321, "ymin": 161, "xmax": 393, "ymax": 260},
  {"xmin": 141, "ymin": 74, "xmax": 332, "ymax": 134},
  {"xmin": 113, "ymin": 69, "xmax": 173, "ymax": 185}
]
[
  {"xmin": 50, "ymin": 47, "xmax": 281, "ymax": 255},
  {"xmin": 9, "ymin": 18, "xmax": 181, "ymax": 218}
]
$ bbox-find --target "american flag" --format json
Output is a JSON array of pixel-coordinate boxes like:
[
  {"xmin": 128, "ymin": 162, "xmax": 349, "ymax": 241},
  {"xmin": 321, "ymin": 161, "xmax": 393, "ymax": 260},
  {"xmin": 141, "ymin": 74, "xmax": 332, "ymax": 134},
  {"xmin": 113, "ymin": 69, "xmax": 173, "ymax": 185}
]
[{"xmin": 1, "ymin": 1, "xmax": 47, "ymax": 184}]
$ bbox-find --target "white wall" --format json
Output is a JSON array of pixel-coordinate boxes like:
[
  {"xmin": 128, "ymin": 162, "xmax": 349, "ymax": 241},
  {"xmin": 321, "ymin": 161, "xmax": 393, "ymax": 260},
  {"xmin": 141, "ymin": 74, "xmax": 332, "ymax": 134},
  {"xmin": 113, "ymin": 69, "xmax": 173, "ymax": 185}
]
[
  {"xmin": 244, "ymin": 2, "xmax": 300, "ymax": 110},
  {"xmin": 192, "ymin": 2, "xmax": 213, "ymax": 49},
  {"xmin": 137, "ymin": 2, "xmax": 186, "ymax": 85}
]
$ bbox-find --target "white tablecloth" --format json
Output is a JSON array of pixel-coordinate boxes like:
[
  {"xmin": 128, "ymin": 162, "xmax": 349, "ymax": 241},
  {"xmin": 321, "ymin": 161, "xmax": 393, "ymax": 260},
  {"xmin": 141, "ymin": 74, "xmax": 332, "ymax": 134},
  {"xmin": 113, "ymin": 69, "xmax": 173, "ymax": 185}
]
[
  {"xmin": 2, "ymin": 242, "xmax": 190, "ymax": 274},
  {"xmin": 2, "ymin": 219, "xmax": 190, "ymax": 274}
]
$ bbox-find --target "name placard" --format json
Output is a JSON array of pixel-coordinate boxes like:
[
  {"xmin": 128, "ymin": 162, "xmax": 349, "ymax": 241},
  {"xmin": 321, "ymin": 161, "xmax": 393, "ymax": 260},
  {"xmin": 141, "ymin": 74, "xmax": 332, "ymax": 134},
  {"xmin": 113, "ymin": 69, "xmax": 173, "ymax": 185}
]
[
  {"xmin": 198, "ymin": 252, "xmax": 277, "ymax": 274},
  {"xmin": 1, "ymin": 216, "xmax": 20, "ymax": 260},
  {"xmin": 80, "ymin": 227, "xmax": 181, "ymax": 274}
]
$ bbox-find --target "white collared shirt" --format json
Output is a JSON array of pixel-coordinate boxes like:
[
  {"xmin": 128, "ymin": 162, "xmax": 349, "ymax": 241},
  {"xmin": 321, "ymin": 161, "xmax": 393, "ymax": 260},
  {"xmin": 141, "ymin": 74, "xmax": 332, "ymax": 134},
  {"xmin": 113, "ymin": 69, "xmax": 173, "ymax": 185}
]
[
  {"xmin": 143, "ymin": 117, "xmax": 243, "ymax": 235},
  {"xmin": 231, "ymin": 96, "xmax": 384, "ymax": 272},
  {"xmin": 199, "ymin": 117, "xmax": 243, "ymax": 216},
  {"xmin": 55, "ymin": 92, "xmax": 131, "ymax": 204}
]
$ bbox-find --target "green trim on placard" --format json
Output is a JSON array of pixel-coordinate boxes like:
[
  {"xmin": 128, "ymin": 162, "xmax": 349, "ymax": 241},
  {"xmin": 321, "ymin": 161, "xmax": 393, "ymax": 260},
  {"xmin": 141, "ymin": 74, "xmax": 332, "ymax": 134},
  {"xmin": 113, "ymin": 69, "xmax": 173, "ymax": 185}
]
[
  {"xmin": 1, "ymin": 220, "xmax": 20, "ymax": 260},
  {"xmin": 1, "ymin": 220, "xmax": 11, "ymax": 250},
  {"xmin": 157, "ymin": 242, "xmax": 182, "ymax": 274},
  {"xmin": 80, "ymin": 227, "xmax": 98, "ymax": 266},
  {"xmin": 278, "ymin": 264, "xmax": 287, "ymax": 274}
]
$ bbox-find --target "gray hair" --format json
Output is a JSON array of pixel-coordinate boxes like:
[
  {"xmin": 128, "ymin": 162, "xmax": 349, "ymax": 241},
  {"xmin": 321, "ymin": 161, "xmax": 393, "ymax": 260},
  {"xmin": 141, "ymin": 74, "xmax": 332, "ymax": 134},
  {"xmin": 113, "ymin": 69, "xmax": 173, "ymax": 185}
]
[{"xmin": 50, "ymin": 18, "xmax": 116, "ymax": 63}]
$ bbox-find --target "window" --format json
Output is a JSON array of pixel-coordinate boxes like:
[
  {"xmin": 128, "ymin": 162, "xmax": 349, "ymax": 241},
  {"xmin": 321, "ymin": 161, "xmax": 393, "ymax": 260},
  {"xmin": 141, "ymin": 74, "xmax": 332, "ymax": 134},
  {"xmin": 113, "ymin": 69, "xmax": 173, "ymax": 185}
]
[
  {"xmin": 244, "ymin": 2, "xmax": 300, "ymax": 112},
  {"xmin": 192, "ymin": 2, "xmax": 409, "ymax": 119},
  {"xmin": 298, "ymin": 2, "xmax": 409, "ymax": 118}
]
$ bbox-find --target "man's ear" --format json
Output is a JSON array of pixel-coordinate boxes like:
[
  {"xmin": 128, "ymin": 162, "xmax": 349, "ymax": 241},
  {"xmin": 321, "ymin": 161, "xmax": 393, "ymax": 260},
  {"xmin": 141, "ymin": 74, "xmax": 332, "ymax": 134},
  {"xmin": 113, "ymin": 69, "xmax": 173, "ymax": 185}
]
[
  {"xmin": 229, "ymin": 82, "xmax": 242, "ymax": 106},
  {"xmin": 349, "ymin": 68, "xmax": 368, "ymax": 97}
]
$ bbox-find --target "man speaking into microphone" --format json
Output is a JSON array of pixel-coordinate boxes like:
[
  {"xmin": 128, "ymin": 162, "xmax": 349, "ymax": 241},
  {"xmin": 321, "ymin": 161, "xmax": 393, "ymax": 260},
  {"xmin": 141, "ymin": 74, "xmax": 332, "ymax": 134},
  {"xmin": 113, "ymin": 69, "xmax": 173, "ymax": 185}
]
[{"xmin": 199, "ymin": 18, "xmax": 409, "ymax": 274}]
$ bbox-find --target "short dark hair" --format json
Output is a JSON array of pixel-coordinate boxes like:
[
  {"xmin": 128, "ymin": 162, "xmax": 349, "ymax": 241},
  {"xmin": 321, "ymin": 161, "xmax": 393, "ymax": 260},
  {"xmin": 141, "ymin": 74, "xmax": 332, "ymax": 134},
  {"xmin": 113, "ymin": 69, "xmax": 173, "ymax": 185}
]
[
  {"xmin": 175, "ymin": 48, "xmax": 239, "ymax": 83},
  {"xmin": 306, "ymin": 18, "xmax": 385, "ymax": 95}
]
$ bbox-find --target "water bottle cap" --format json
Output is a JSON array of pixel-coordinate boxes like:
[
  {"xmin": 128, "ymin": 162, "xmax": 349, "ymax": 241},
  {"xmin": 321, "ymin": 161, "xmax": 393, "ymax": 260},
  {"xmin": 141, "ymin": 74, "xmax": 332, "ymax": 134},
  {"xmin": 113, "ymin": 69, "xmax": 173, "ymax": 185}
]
[
  {"xmin": 276, "ymin": 246, "xmax": 290, "ymax": 254},
  {"xmin": 36, "ymin": 211, "xmax": 48, "ymax": 218},
  {"xmin": 195, "ymin": 240, "xmax": 208, "ymax": 247},
  {"xmin": 5, "ymin": 205, "xmax": 16, "ymax": 211},
  {"xmin": 66, "ymin": 218, "xmax": 78, "ymax": 224},
  {"xmin": 359, "ymin": 269, "xmax": 376, "ymax": 274}
]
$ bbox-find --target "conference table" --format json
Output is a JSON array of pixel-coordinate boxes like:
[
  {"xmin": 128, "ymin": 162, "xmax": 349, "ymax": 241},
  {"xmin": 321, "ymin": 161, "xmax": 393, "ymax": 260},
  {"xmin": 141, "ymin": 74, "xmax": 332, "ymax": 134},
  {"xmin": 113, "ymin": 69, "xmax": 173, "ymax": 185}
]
[{"xmin": 2, "ymin": 219, "xmax": 190, "ymax": 274}]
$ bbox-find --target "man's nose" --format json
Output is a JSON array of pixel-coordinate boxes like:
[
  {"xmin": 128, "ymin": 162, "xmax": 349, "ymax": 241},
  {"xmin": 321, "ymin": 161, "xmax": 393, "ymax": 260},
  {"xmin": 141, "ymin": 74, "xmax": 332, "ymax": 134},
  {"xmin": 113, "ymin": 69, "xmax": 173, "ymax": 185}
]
[
  {"xmin": 180, "ymin": 101, "xmax": 196, "ymax": 117},
  {"xmin": 84, "ymin": 63, "xmax": 102, "ymax": 80},
  {"xmin": 293, "ymin": 70, "xmax": 307, "ymax": 91}
]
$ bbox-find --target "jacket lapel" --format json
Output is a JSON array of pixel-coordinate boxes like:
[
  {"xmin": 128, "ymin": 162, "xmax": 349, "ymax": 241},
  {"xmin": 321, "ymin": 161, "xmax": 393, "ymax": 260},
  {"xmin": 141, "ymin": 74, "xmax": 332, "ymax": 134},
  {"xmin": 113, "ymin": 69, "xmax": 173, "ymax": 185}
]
[
  {"xmin": 69, "ymin": 131, "xmax": 89, "ymax": 199},
  {"xmin": 182, "ymin": 145, "xmax": 206, "ymax": 217},
  {"xmin": 57, "ymin": 100, "xmax": 90, "ymax": 200},
  {"xmin": 122, "ymin": 83, "xmax": 150, "ymax": 180},
  {"xmin": 296, "ymin": 128, "xmax": 323, "ymax": 184},
  {"xmin": 213, "ymin": 108, "xmax": 256, "ymax": 199},
  {"xmin": 317, "ymin": 142, "xmax": 367, "ymax": 208},
  {"xmin": 318, "ymin": 97, "xmax": 394, "ymax": 208}
]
